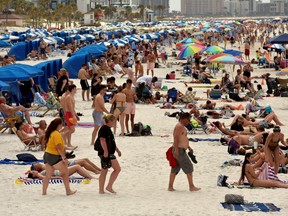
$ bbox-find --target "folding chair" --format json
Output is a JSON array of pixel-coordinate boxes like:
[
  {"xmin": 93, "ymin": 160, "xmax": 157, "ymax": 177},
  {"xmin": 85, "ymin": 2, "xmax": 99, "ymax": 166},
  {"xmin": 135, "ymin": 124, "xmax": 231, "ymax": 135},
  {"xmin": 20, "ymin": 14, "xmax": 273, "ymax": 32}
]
[
  {"xmin": 0, "ymin": 111, "xmax": 21, "ymax": 133},
  {"xmin": 264, "ymin": 53, "xmax": 275, "ymax": 68},
  {"xmin": 11, "ymin": 127, "xmax": 41, "ymax": 151},
  {"xmin": 186, "ymin": 115, "xmax": 209, "ymax": 134},
  {"xmin": 33, "ymin": 92, "xmax": 59, "ymax": 116},
  {"xmin": 48, "ymin": 76, "xmax": 57, "ymax": 93}
]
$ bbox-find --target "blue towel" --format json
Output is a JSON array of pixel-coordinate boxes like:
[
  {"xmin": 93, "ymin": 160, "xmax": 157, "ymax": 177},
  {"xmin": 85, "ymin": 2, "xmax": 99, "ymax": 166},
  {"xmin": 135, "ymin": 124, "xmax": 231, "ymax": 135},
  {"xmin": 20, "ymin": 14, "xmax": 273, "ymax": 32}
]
[
  {"xmin": 221, "ymin": 202, "xmax": 281, "ymax": 212},
  {"xmin": 0, "ymin": 158, "xmax": 43, "ymax": 165}
]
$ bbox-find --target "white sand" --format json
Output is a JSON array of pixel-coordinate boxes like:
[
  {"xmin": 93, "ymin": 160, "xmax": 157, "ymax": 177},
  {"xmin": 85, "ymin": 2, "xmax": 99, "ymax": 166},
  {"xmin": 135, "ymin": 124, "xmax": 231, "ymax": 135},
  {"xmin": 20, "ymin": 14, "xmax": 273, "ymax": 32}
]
[{"xmin": 1, "ymin": 39, "xmax": 288, "ymax": 216}]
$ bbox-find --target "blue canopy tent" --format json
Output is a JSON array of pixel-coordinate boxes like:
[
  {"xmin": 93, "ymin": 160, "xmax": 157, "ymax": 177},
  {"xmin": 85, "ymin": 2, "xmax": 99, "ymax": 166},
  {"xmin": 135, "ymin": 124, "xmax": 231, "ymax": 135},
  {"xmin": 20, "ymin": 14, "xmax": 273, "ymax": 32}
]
[
  {"xmin": 3, "ymin": 64, "xmax": 44, "ymax": 77},
  {"xmin": 0, "ymin": 81, "xmax": 10, "ymax": 91},
  {"xmin": 35, "ymin": 59, "xmax": 62, "ymax": 91},
  {"xmin": 8, "ymin": 42, "xmax": 28, "ymax": 60},
  {"xmin": 0, "ymin": 67, "xmax": 31, "ymax": 82},
  {"xmin": 63, "ymin": 54, "xmax": 90, "ymax": 78},
  {"xmin": 0, "ymin": 41, "xmax": 11, "ymax": 47}
]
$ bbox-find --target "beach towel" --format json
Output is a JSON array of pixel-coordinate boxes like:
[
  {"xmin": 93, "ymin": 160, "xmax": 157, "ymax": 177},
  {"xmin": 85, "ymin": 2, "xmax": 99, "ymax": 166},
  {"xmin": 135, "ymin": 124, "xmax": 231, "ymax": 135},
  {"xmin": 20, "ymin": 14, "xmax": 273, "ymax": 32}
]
[
  {"xmin": 221, "ymin": 202, "xmax": 280, "ymax": 212},
  {"xmin": 76, "ymin": 122, "xmax": 95, "ymax": 128},
  {"xmin": 188, "ymin": 138, "xmax": 220, "ymax": 142},
  {"xmin": 221, "ymin": 159, "xmax": 243, "ymax": 168},
  {"xmin": 166, "ymin": 146, "xmax": 177, "ymax": 168},
  {"xmin": 0, "ymin": 158, "xmax": 44, "ymax": 165},
  {"xmin": 15, "ymin": 177, "xmax": 91, "ymax": 185}
]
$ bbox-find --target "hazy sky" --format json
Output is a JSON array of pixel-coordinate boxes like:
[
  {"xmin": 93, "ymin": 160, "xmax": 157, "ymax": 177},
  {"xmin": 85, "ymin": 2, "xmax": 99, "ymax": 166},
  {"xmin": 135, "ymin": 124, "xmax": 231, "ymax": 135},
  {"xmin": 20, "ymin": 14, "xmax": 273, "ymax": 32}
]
[{"xmin": 169, "ymin": 0, "xmax": 271, "ymax": 12}]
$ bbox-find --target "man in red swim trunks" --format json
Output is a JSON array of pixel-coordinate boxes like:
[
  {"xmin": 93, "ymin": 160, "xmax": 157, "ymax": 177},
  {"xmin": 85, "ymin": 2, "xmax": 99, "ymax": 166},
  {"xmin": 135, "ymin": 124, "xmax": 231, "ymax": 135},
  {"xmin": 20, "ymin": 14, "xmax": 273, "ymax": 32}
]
[{"xmin": 64, "ymin": 84, "xmax": 79, "ymax": 148}]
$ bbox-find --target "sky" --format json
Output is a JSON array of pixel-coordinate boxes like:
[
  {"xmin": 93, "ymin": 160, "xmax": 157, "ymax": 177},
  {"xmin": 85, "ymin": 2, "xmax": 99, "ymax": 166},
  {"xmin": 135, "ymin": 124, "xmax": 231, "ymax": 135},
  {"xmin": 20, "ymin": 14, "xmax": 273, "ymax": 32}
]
[{"xmin": 169, "ymin": 0, "xmax": 271, "ymax": 12}]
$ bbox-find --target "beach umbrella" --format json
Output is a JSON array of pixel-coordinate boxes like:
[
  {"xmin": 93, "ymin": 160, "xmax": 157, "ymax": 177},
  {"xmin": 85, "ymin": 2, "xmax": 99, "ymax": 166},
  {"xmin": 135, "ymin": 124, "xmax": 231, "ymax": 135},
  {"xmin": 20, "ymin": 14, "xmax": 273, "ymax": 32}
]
[
  {"xmin": 178, "ymin": 38, "xmax": 203, "ymax": 45},
  {"xmin": 276, "ymin": 71, "xmax": 288, "ymax": 76},
  {"xmin": 3, "ymin": 64, "xmax": 44, "ymax": 77},
  {"xmin": 206, "ymin": 54, "xmax": 245, "ymax": 65},
  {"xmin": 52, "ymin": 36, "xmax": 65, "ymax": 44},
  {"xmin": 263, "ymin": 43, "xmax": 285, "ymax": 52},
  {"xmin": 200, "ymin": 46, "xmax": 225, "ymax": 55},
  {"xmin": 0, "ymin": 81, "xmax": 10, "ymax": 91},
  {"xmin": 266, "ymin": 33, "xmax": 288, "ymax": 44},
  {"xmin": 206, "ymin": 28, "xmax": 218, "ymax": 32},
  {"xmin": 0, "ymin": 68, "xmax": 30, "ymax": 82},
  {"xmin": 70, "ymin": 34, "xmax": 86, "ymax": 40},
  {"xmin": 223, "ymin": 49, "xmax": 243, "ymax": 56},
  {"xmin": 177, "ymin": 44, "xmax": 205, "ymax": 59}
]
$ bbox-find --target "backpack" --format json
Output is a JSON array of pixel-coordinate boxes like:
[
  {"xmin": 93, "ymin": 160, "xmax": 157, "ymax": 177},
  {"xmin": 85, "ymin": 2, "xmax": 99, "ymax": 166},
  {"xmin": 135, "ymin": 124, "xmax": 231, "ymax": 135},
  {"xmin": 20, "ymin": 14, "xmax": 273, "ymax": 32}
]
[
  {"xmin": 227, "ymin": 138, "xmax": 240, "ymax": 154},
  {"xmin": 141, "ymin": 125, "xmax": 152, "ymax": 136},
  {"xmin": 132, "ymin": 122, "xmax": 144, "ymax": 136},
  {"xmin": 217, "ymin": 174, "xmax": 228, "ymax": 187},
  {"xmin": 16, "ymin": 153, "xmax": 38, "ymax": 162}
]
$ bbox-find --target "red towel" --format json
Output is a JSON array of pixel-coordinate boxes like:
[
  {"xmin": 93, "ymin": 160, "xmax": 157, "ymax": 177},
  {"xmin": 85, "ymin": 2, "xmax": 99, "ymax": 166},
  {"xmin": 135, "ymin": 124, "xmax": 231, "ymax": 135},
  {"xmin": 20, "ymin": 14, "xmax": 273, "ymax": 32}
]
[{"xmin": 166, "ymin": 147, "xmax": 177, "ymax": 168}]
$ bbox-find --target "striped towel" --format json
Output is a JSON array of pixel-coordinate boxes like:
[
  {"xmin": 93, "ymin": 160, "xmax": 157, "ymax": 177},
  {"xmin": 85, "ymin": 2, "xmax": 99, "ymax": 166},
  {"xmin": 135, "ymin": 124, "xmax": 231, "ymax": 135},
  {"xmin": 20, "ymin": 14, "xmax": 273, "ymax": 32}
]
[{"xmin": 15, "ymin": 177, "xmax": 91, "ymax": 185}]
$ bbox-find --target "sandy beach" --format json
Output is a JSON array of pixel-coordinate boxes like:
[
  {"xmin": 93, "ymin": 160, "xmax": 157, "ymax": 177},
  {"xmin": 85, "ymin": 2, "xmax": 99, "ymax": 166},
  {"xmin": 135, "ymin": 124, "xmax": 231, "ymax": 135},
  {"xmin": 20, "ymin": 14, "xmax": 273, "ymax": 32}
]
[{"xmin": 1, "ymin": 36, "xmax": 288, "ymax": 216}]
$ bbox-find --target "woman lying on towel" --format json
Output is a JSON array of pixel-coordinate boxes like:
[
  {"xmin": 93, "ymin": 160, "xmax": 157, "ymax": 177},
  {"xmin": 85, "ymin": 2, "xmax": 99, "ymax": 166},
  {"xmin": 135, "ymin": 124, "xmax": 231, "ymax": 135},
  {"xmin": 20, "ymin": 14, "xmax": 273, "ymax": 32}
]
[
  {"xmin": 26, "ymin": 162, "xmax": 96, "ymax": 179},
  {"xmin": 238, "ymin": 152, "xmax": 288, "ymax": 188}
]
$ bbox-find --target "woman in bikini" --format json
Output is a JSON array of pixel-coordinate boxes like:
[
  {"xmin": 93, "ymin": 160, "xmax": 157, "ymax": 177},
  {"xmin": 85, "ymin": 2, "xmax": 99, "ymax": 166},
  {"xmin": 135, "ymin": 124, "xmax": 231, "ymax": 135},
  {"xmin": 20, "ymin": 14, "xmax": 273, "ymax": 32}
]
[
  {"xmin": 238, "ymin": 152, "xmax": 288, "ymax": 188},
  {"xmin": 110, "ymin": 86, "xmax": 126, "ymax": 136},
  {"xmin": 264, "ymin": 126, "xmax": 287, "ymax": 174}
]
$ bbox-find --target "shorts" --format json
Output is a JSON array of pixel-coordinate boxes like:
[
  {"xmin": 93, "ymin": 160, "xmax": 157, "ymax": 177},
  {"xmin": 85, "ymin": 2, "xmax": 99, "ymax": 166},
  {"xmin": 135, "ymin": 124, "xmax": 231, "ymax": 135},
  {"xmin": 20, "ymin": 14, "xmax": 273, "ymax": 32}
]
[
  {"xmin": 171, "ymin": 148, "xmax": 193, "ymax": 174},
  {"xmin": 93, "ymin": 111, "xmax": 104, "ymax": 126},
  {"xmin": 43, "ymin": 152, "xmax": 62, "ymax": 166},
  {"xmin": 245, "ymin": 49, "xmax": 250, "ymax": 56},
  {"xmin": 124, "ymin": 102, "xmax": 136, "ymax": 115},
  {"xmin": 64, "ymin": 112, "xmax": 74, "ymax": 127},
  {"xmin": 80, "ymin": 80, "xmax": 89, "ymax": 90},
  {"xmin": 40, "ymin": 48, "xmax": 46, "ymax": 55},
  {"xmin": 243, "ymin": 71, "xmax": 251, "ymax": 78},
  {"xmin": 147, "ymin": 62, "xmax": 155, "ymax": 70}
]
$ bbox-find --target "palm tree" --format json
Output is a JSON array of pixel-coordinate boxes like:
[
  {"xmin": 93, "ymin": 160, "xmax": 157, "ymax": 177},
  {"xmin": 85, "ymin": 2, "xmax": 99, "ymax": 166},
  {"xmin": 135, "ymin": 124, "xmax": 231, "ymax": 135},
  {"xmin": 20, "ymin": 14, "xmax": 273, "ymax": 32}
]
[
  {"xmin": 104, "ymin": 6, "xmax": 116, "ymax": 20},
  {"xmin": 124, "ymin": 6, "xmax": 132, "ymax": 20},
  {"xmin": 138, "ymin": 4, "xmax": 145, "ymax": 22},
  {"xmin": 0, "ymin": 0, "xmax": 11, "ymax": 12}
]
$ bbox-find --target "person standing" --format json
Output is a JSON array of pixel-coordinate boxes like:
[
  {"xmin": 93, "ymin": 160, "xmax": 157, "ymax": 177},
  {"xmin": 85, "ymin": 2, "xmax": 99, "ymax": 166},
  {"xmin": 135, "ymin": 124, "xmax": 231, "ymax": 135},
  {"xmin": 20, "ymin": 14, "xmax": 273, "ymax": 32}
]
[
  {"xmin": 123, "ymin": 79, "xmax": 137, "ymax": 134},
  {"xmin": 168, "ymin": 112, "xmax": 200, "ymax": 192},
  {"xmin": 64, "ymin": 84, "xmax": 79, "ymax": 148},
  {"xmin": 39, "ymin": 38, "xmax": 47, "ymax": 60},
  {"xmin": 90, "ymin": 85, "xmax": 110, "ymax": 146},
  {"xmin": 96, "ymin": 114, "xmax": 121, "ymax": 194},
  {"xmin": 42, "ymin": 118, "xmax": 76, "ymax": 196},
  {"xmin": 78, "ymin": 63, "xmax": 91, "ymax": 101},
  {"xmin": 146, "ymin": 50, "xmax": 156, "ymax": 77},
  {"xmin": 244, "ymin": 41, "xmax": 250, "ymax": 60}
]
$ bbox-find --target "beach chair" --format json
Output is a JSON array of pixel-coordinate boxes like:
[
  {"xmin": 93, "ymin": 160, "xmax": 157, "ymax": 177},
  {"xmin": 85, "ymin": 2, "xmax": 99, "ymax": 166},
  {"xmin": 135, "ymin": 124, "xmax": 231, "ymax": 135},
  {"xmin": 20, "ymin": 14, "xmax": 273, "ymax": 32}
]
[
  {"xmin": 186, "ymin": 115, "xmax": 209, "ymax": 134},
  {"xmin": 48, "ymin": 76, "xmax": 57, "ymax": 93},
  {"xmin": 11, "ymin": 127, "xmax": 41, "ymax": 151},
  {"xmin": 209, "ymin": 89, "xmax": 222, "ymax": 99},
  {"xmin": 277, "ymin": 78, "xmax": 288, "ymax": 89},
  {"xmin": 33, "ymin": 92, "xmax": 59, "ymax": 116},
  {"xmin": 0, "ymin": 111, "xmax": 21, "ymax": 133}
]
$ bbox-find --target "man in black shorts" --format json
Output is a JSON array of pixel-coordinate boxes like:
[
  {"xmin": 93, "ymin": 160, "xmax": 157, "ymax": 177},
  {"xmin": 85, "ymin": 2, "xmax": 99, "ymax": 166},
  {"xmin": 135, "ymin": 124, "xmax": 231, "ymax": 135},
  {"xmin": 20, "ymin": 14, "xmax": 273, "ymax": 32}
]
[{"xmin": 78, "ymin": 63, "xmax": 90, "ymax": 101}]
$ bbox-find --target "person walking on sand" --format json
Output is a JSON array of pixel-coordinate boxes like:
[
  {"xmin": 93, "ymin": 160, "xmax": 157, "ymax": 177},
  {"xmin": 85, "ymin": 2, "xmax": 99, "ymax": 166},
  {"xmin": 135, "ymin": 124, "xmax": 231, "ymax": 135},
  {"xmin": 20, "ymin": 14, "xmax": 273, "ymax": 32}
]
[
  {"xmin": 168, "ymin": 112, "xmax": 200, "ymax": 192},
  {"xmin": 90, "ymin": 85, "xmax": 110, "ymax": 145},
  {"xmin": 78, "ymin": 63, "xmax": 91, "ymax": 101},
  {"xmin": 96, "ymin": 114, "xmax": 121, "ymax": 194},
  {"xmin": 42, "ymin": 118, "xmax": 76, "ymax": 196},
  {"xmin": 146, "ymin": 50, "xmax": 156, "ymax": 77},
  {"xmin": 64, "ymin": 84, "xmax": 79, "ymax": 148},
  {"xmin": 122, "ymin": 79, "xmax": 137, "ymax": 134}
]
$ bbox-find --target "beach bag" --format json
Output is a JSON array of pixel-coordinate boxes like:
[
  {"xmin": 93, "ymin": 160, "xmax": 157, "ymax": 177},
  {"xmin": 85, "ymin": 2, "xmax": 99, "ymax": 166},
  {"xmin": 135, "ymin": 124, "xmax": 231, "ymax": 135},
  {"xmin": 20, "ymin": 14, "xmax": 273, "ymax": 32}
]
[
  {"xmin": 16, "ymin": 153, "xmax": 38, "ymax": 162},
  {"xmin": 225, "ymin": 194, "xmax": 244, "ymax": 204},
  {"xmin": 228, "ymin": 138, "xmax": 240, "ymax": 154},
  {"xmin": 132, "ymin": 122, "xmax": 144, "ymax": 136},
  {"xmin": 141, "ymin": 125, "xmax": 152, "ymax": 136},
  {"xmin": 217, "ymin": 174, "xmax": 228, "ymax": 187}
]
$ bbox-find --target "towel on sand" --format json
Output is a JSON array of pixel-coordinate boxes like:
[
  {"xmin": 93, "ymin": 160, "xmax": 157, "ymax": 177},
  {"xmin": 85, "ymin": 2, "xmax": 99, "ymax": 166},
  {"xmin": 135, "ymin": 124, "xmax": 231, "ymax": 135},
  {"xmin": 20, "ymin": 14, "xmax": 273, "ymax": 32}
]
[
  {"xmin": 221, "ymin": 202, "xmax": 280, "ymax": 212},
  {"xmin": 0, "ymin": 158, "xmax": 43, "ymax": 165},
  {"xmin": 15, "ymin": 177, "xmax": 91, "ymax": 185}
]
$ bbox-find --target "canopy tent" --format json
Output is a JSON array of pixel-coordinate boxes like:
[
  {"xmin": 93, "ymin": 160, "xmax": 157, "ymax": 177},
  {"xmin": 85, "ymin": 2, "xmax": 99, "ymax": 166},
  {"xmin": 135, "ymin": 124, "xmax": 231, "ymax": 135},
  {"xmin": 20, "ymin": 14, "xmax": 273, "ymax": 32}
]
[
  {"xmin": 72, "ymin": 44, "xmax": 105, "ymax": 57},
  {"xmin": 63, "ymin": 54, "xmax": 90, "ymax": 78},
  {"xmin": 0, "ymin": 81, "xmax": 10, "ymax": 91},
  {"xmin": 8, "ymin": 42, "xmax": 28, "ymax": 61}
]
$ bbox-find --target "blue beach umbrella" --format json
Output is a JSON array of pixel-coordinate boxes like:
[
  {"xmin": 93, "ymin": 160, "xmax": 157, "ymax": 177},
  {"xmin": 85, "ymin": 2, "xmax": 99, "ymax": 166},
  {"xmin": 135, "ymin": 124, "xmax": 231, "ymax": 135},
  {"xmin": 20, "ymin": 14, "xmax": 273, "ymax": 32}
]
[
  {"xmin": 0, "ymin": 81, "xmax": 10, "ymax": 91},
  {"xmin": 0, "ymin": 40, "xmax": 11, "ymax": 47}
]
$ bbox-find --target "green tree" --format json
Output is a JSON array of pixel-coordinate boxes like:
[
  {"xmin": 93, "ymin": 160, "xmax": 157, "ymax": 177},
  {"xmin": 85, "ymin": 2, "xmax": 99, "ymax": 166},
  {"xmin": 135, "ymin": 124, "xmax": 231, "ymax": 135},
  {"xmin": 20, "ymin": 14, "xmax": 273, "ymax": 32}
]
[
  {"xmin": 124, "ymin": 6, "xmax": 132, "ymax": 20},
  {"xmin": 138, "ymin": 4, "xmax": 145, "ymax": 22},
  {"xmin": 104, "ymin": 6, "xmax": 116, "ymax": 20},
  {"xmin": 0, "ymin": 0, "xmax": 11, "ymax": 12}
]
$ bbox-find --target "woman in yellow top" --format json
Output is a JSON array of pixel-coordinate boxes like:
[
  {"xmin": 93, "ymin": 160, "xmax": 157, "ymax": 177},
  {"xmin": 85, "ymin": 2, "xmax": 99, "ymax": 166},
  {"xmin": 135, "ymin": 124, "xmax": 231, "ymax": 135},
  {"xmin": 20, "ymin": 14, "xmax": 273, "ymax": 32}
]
[{"xmin": 42, "ymin": 118, "xmax": 76, "ymax": 196}]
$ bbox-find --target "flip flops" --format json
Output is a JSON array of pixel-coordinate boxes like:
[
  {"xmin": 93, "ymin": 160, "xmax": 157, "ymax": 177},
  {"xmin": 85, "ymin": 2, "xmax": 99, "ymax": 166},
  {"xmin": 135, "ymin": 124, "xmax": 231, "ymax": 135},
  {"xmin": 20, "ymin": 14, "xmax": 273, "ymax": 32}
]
[{"xmin": 188, "ymin": 149, "xmax": 198, "ymax": 164}]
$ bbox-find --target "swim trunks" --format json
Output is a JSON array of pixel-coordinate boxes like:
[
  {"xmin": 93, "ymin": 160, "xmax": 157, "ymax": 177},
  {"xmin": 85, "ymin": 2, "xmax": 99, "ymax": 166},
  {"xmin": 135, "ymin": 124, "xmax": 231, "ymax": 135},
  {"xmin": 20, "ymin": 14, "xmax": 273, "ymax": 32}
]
[
  {"xmin": 171, "ymin": 148, "xmax": 193, "ymax": 174},
  {"xmin": 64, "ymin": 111, "xmax": 74, "ymax": 127},
  {"xmin": 93, "ymin": 111, "xmax": 104, "ymax": 126},
  {"xmin": 80, "ymin": 79, "xmax": 89, "ymax": 90},
  {"xmin": 124, "ymin": 102, "xmax": 135, "ymax": 115}
]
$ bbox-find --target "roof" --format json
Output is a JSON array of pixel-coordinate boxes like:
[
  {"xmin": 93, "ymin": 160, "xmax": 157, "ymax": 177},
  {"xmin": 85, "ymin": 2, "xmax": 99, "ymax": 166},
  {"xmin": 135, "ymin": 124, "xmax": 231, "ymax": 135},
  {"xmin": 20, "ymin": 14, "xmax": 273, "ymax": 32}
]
[{"xmin": 0, "ymin": 14, "xmax": 24, "ymax": 20}]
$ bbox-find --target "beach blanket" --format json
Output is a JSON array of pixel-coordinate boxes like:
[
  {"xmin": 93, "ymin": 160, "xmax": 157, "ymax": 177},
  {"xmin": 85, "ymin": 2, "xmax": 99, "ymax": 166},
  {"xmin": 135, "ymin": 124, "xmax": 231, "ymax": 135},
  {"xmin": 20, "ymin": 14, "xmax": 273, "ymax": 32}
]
[
  {"xmin": 15, "ymin": 177, "xmax": 91, "ymax": 185},
  {"xmin": 221, "ymin": 202, "xmax": 280, "ymax": 212},
  {"xmin": 0, "ymin": 158, "xmax": 43, "ymax": 165},
  {"xmin": 188, "ymin": 138, "xmax": 220, "ymax": 142}
]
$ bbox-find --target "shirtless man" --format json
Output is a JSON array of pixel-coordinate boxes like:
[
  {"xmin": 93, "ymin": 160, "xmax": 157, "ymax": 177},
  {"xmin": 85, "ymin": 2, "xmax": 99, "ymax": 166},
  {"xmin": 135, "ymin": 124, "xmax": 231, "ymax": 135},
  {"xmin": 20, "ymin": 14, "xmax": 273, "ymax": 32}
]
[
  {"xmin": 146, "ymin": 50, "xmax": 156, "ymax": 77},
  {"xmin": 90, "ymin": 85, "xmax": 110, "ymax": 146},
  {"xmin": 0, "ymin": 96, "xmax": 32, "ymax": 124},
  {"xmin": 64, "ymin": 84, "xmax": 79, "ymax": 148},
  {"xmin": 168, "ymin": 112, "xmax": 200, "ymax": 192},
  {"xmin": 78, "ymin": 64, "xmax": 90, "ymax": 101},
  {"xmin": 123, "ymin": 79, "xmax": 137, "ymax": 134}
]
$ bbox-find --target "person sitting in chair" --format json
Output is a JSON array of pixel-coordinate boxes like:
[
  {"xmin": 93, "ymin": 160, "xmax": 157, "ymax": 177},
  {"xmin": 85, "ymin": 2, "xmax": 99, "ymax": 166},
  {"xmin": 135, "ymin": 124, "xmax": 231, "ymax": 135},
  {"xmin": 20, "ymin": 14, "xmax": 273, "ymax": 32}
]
[
  {"xmin": 15, "ymin": 121, "xmax": 42, "ymax": 149},
  {"xmin": 0, "ymin": 96, "xmax": 32, "ymax": 124}
]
